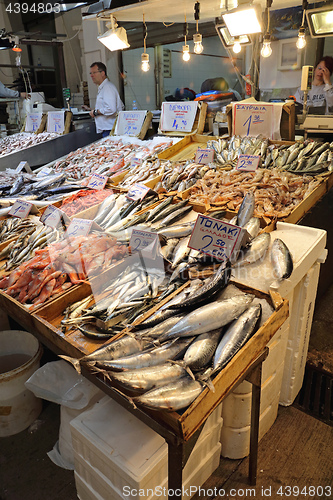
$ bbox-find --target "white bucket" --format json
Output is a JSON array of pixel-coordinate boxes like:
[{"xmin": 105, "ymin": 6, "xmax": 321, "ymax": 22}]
[{"xmin": 0, "ymin": 330, "xmax": 43, "ymax": 437}]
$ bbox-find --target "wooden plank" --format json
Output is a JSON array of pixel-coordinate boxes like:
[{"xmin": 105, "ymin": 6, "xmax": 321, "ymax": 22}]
[
  {"xmin": 157, "ymin": 136, "xmax": 191, "ymax": 160},
  {"xmin": 284, "ymin": 178, "xmax": 328, "ymax": 224}
]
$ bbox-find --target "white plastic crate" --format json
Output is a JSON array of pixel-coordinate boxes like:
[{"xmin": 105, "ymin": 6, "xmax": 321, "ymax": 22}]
[
  {"xmin": 71, "ymin": 396, "xmax": 222, "ymax": 498},
  {"xmin": 75, "ymin": 443, "xmax": 222, "ymax": 500},
  {"xmin": 232, "ymin": 222, "xmax": 327, "ymax": 406}
]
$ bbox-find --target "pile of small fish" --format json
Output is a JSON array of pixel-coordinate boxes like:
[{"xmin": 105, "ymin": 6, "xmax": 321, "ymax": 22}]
[
  {"xmin": 208, "ymin": 135, "xmax": 333, "ymax": 175},
  {"xmin": 113, "ymin": 158, "xmax": 172, "ymax": 189},
  {"xmin": 0, "ymin": 170, "xmax": 86, "ymax": 205},
  {"xmin": 188, "ymin": 167, "xmax": 321, "ymax": 217},
  {"xmin": 154, "ymin": 161, "xmax": 210, "ymax": 194},
  {"xmin": 53, "ymin": 137, "xmax": 172, "ymax": 180},
  {"xmin": 0, "ymin": 132, "xmax": 59, "ymax": 157}
]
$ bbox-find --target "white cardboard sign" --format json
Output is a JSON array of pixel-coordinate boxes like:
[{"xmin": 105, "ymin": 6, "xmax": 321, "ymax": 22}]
[
  {"xmin": 160, "ymin": 101, "xmax": 198, "ymax": 133},
  {"xmin": 189, "ymin": 214, "xmax": 245, "ymax": 263},
  {"xmin": 25, "ymin": 113, "xmax": 43, "ymax": 133},
  {"xmin": 236, "ymin": 154, "xmax": 260, "ymax": 172},
  {"xmin": 115, "ymin": 111, "xmax": 147, "ymax": 136},
  {"xmin": 130, "ymin": 229, "xmax": 159, "ymax": 258},
  {"xmin": 47, "ymin": 111, "xmax": 65, "ymax": 134},
  {"xmin": 233, "ymin": 102, "xmax": 273, "ymax": 138}
]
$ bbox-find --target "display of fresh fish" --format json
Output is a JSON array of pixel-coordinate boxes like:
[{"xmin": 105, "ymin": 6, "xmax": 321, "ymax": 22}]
[
  {"xmin": 234, "ymin": 233, "xmax": 271, "ymax": 267},
  {"xmin": 183, "ymin": 328, "xmax": 223, "ymax": 371}
]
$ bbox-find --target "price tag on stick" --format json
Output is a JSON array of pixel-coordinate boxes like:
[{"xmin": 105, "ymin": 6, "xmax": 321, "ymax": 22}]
[
  {"xmin": 40, "ymin": 205, "xmax": 70, "ymax": 229},
  {"xmin": 195, "ymin": 148, "xmax": 214, "ymax": 164},
  {"xmin": 127, "ymin": 183, "xmax": 151, "ymax": 201},
  {"xmin": 66, "ymin": 218, "xmax": 93, "ymax": 238},
  {"xmin": 189, "ymin": 214, "xmax": 245, "ymax": 264}
]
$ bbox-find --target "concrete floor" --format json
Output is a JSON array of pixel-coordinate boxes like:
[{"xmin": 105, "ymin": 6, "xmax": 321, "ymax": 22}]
[{"xmin": 1, "ymin": 283, "xmax": 332, "ymax": 500}]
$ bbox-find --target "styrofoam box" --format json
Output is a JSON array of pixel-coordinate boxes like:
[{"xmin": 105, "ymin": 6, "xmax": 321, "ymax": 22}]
[
  {"xmin": 75, "ymin": 443, "xmax": 222, "ymax": 500},
  {"xmin": 222, "ymin": 362, "xmax": 284, "ymax": 429},
  {"xmin": 70, "ymin": 396, "xmax": 222, "ymax": 496},
  {"xmin": 232, "ymin": 222, "xmax": 327, "ymax": 407},
  {"xmin": 220, "ymin": 393, "xmax": 280, "ymax": 459}
]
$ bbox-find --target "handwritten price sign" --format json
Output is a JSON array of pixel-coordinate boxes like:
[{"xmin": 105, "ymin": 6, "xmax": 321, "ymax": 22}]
[
  {"xmin": 195, "ymin": 148, "xmax": 214, "ymax": 165},
  {"xmin": 115, "ymin": 111, "xmax": 146, "ymax": 136},
  {"xmin": 127, "ymin": 183, "xmax": 150, "ymax": 201},
  {"xmin": 236, "ymin": 154, "xmax": 260, "ymax": 172},
  {"xmin": 130, "ymin": 229, "xmax": 159, "ymax": 258},
  {"xmin": 47, "ymin": 111, "xmax": 65, "ymax": 134},
  {"xmin": 189, "ymin": 214, "xmax": 245, "ymax": 263},
  {"xmin": 25, "ymin": 113, "xmax": 42, "ymax": 133},
  {"xmin": 66, "ymin": 218, "xmax": 93, "ymax": 238},
  {"xmin": 160, "ymin": 102, "xmax": 198, "ymax": 133},
  {"xmin": 40, "ymin": 205, "xmax": 69, "ymax": 229},
  {"xmin": 233, "ymin": 103, "xmax": 273, "ymax": 138},
  {"xmin": 88, "ymin": 174, "xmax": 108, "ymax": 190},
  {"xmin": 9, "ymin": 200, "xmax": 33, "ymax": 218}
]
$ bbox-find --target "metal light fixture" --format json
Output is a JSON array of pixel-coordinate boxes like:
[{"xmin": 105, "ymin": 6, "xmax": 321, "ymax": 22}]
[
  {"xmin": 297, "ymin": 0, "xmax": 307, "ymax": 49},
  {"xmin": 233, "ymin": 36, "xmax": 241, "ymax": 53},
  {"xmin": 182, "ymin": 16, "xmax": 190, "ymax": 62},
  {"xmin": 215, "ymin": 22, "xmax": 251, "ymax": 50},
  {"xmin": 97, "ymin": 14, "xmax": 130, "ymax": 51},
  {"xmin": 12, "ymin": 36, "xmax": 22, "ymax": 52},
  {"xmin": 193, "ymin": 2, "xmax": 203, "ymax": 54},
  {"xmin": 222, "ymin": 4, "xmax": 262, "ymax": 37},
  {"xmin": 141, "ymin": 14, "xmax": 150, "ymax": 72},
  {"xmin": 261, "ymin": 0, "xmax": 272, "ymax": 58},
  {"xmin": 306, "ymin": 5, "xmax": 333, "ymax": 38}
]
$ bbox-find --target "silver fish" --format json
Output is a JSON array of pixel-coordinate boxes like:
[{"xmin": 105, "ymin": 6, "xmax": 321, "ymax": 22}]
[
  {"xmin": 171, "ymin": 235, "xmax": 191, "ymax": 269},
  {"xmin": 134, "ymin": 375, "xmax": 204, "ymax": 411},
  {"xmin": 243, "ymin": 217, "xmax": 261, "ymax": 241},
  {"xmin": 108, "ymin": 362, "xmax": 187, "ymax": 393},
  {"xmin": 271, "ymin": 238, "xmax": 293, "ymax": 280},
  {"xmin": 237, "ymin": 192, "xmax": 255, "ymax": 227},
  {"xmin": 95, "ymin": 338, "xmax": 193, "ymax": 371},
  {"xmin": 183, "ymin": 328, "xmax": 223, "ymax": 371},
  {"xmin": 234, "ymin": 232, "xmax": 271, "ymax": 267},
  {"xmin": 161, "ymin": 294, "xmax": 254, "ymax": 340},
  {"xmin": 212, "ymin": 303, "xmax": 262, "ymax": 373},
  {"xmin": 157, "ymin": 222, "xmax": 195, "ymax": 239}
]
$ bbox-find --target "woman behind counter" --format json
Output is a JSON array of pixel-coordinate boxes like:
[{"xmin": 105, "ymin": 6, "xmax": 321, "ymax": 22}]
[{"xmin": 295, "ymin": 56, "xmax": 333, "ymax": 114}]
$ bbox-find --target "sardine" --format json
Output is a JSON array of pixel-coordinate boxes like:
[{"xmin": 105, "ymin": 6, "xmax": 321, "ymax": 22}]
[{"xmin": 271, "ymin": 238, "xmax": 293, "ymax": 280}]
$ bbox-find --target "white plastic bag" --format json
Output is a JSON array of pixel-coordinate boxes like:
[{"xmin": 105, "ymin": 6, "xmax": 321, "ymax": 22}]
[{"xmin": 25, "ymin": 360, "xmax": 103, "ymax": 469}]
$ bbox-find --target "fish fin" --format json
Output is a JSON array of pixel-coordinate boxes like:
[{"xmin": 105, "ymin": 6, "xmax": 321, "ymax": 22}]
[
  {"xmin": 167, "ymin": 359, "xmax": 196, "ymax": 380},
  {"xmin": 197, "ymin": 369, "xmax": 216, "ymax": 392},
  {"xmin": 59, "ymin": 355, "xmax": 82, "ymax": 374},
  {"xmin": 111, "ymin": 387, "xmax": 138, "ymax": 410}
]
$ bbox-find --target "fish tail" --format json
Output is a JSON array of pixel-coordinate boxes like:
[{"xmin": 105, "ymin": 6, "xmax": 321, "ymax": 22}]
[{"xmin": 59, "ymin": 355, "xmax": 82, "ymax": 374}]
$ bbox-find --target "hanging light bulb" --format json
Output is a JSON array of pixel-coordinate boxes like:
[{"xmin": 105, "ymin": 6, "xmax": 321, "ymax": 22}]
[
  {"xmin": 183, "ymin": 44, "xmax": 190, "ymax": 61},
  {"xmin": 261, "ymin": 33, "xmax": 272, "ymax": 57},
  {"xmin": 182, "ymin": 16, "xmax": 190, "ymax": 61},
  {"xmin": 233, "ymin": 36, "xmax": 241, "ymax": 53},
  {"xmin": 140, "ymin": 14, "xmax": 150, "ymax": 72},
  {"xmin": 193, "ymin": 2, "xmax": 204, "ymax": 54},
  {"xmin": 193, "ymin": 33, "xmax": 203, "ymax": 54},
  {"xmin": 296, "ymin": 27, "xmax": 306, "ymax": 49},
  {"xmin": 141, "ymin": 52, "xmax": 150, "ymax": 72}
]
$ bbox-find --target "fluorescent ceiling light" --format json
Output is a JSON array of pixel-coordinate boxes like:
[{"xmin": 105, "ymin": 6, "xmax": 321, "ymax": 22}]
[
  {"xmin": 97, "ymin": 26, "xmax": 130, "ymax": 51},
  {"xmin": 215, "ymin": 23, "xmax": 251, "ymax": 48},
  {"xmin": 222, "ymin": 6, "xmax": 262, "ymax": 37},
  {"xmin": 306, "ymin": 6, "xmax": 333, "ymax": 38}
]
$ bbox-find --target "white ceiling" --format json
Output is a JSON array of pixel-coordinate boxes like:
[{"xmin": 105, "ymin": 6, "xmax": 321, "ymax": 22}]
[{"xmin": 90, "ymin": 0, "xmax": 315, "ymax": 23}]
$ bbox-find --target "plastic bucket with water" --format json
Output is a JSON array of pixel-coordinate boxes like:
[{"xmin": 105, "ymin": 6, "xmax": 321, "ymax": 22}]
[{"xmin": 0, "ymin": 330, "xmax": 43, "ymax": 437}]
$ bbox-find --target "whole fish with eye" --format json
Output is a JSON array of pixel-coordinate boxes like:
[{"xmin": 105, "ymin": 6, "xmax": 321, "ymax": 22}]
[
  {"xmin": 271, "ymin": 238, "xmax": 293, "ymax": 280},
  {"xmin": 234, "ymin": 233, "xmax": 271, "ymax": 267}
]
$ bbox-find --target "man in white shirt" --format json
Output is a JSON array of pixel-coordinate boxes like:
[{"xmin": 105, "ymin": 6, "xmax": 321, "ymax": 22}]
[
  {"xmin": 295, "ymin": 56, "xmax": 333, "ymax": 114},
  {"xmin": 85, "ymin": 62, "xmax": 124, "ymax": 137},
  {"xmin": 0, "ymin": 81, "xmax": 29, "ymax": 99}
]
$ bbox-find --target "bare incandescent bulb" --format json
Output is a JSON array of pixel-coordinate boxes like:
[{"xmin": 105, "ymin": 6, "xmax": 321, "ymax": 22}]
[
  {"xmin": 193, "ymin": 33, "xmax": 203, "ymax": 54},
  {"xmin": 296, "ymin": 27, "xmax": 306, "ymax": 49},
  {"xmin": 182, "ymin": 44, "xmax": 190, "ymax": 61},
  {"xmin": 141, "ymin": 52, "xmax": 150, "ymax": 72},
  {"xmin": 233, "ymin": 37, "xmax": 241, "ymax": 54},
  {"xmin": 261, "ymin": 34, "xmax": 272, "ymax": 57}
]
